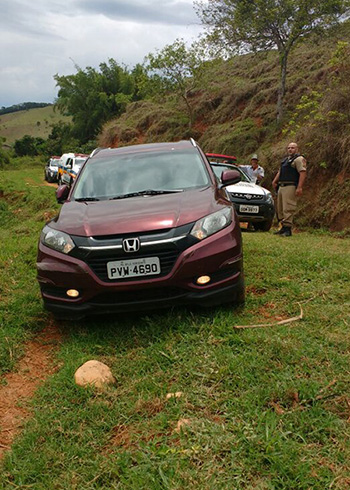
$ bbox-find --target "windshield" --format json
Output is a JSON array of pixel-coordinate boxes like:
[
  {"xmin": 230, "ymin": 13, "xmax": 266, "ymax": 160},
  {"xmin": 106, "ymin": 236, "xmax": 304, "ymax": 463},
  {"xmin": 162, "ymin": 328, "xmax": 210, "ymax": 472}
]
[
  {"xmin": 210, "ymin": 163, "xmax": 251, "ymax": 183},
  {"xmin": 73, "ymin": 149, "xmax": 210, "ymax": 200}
]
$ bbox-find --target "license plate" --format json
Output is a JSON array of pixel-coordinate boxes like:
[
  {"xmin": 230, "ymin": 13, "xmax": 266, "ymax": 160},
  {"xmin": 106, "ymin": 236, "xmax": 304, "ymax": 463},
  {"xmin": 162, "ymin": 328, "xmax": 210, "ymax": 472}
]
[
  {"xmin": 239, "ymin": 205, "xmax": 259, "ymax": 213},
  {"xmin": 107, "ymin": 257, "xmax": 161, "ymax": 279}
]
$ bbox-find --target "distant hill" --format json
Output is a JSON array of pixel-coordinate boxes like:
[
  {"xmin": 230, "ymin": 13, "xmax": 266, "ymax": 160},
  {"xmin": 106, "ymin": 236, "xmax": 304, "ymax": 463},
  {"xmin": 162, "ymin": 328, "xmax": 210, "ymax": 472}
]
[
  {"xmin": 0, "ymin": 106, "xmax": 71, "ymax": 145},
  {"xmin": 0, "ymin": 102, "xmax": 52, "ymax": 116}
]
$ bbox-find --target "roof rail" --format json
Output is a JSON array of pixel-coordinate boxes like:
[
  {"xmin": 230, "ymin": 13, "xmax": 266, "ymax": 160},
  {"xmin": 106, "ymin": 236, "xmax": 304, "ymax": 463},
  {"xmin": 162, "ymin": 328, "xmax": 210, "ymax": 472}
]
[
  {"xmin": 89, "ymin": 147, "xmax": 106, "ymax": 158},
  {"xmin": 190, "ymin": 138, "xmax": 197, "ymax": 147}
]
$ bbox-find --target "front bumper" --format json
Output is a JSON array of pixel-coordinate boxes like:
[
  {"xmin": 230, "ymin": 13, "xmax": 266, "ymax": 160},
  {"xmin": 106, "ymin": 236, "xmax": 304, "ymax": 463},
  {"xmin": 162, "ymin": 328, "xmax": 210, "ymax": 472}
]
[
  {"xmin": 231, "ymin": 200, "xmax": 275, "ymax": 223},
  {"xmin": 48, "ymin": 170, "xmax": 58, "ymax": 181},
  {"xmin": 37, "ymin": 222, "xmax": 244, "ymax": 317}
]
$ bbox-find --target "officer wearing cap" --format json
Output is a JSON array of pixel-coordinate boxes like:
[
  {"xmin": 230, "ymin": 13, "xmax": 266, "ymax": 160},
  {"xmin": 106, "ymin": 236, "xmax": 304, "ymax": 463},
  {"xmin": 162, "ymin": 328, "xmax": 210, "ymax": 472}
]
[{"xmin": 239, "ymin": 154, "xmax": 265, "ymax": 184}]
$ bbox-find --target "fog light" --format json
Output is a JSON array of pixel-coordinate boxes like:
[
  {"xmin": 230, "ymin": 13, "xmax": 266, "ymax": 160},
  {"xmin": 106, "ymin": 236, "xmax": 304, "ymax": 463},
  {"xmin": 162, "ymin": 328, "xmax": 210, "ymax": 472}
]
[
  {"xmin": 196, "ymin": 275, "xmax": 211, "ymax": 285},
  {"xmin": 66, "ymin": 289, "xmax": 79, "ymax": 298}
]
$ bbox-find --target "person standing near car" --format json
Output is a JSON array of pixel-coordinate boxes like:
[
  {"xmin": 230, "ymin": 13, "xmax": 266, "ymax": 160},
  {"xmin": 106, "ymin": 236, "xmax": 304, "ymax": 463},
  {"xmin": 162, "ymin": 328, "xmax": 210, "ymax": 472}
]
[
  {"xmin": 239, "ymin": 154, "xmax": 264, "ymax": 184},
  {"xmin": 272, "ymin": 142, "xmax": 307, "ymax": 237}
]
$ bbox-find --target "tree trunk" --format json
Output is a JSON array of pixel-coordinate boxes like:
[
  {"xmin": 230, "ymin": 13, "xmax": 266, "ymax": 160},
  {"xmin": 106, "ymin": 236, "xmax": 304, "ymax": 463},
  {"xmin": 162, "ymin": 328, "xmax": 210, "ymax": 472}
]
[
  {"xmin": 277, "ymin": 50, "xmax": 289, "ymax": 125},
  {"xmin": 182, "ymin": 92, "xmax": 194, "ymax": 129}
]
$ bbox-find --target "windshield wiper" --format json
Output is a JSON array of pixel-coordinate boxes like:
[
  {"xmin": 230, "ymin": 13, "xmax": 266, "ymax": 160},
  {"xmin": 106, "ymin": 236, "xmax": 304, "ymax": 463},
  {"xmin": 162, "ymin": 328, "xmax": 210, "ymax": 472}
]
[
  {"xmin": 109, "ymin": 189, "xmax": 183, "ymax": 200},
  {"xmin": 74, "ymin": 197, "xmax": 100, "ymax": 202}
]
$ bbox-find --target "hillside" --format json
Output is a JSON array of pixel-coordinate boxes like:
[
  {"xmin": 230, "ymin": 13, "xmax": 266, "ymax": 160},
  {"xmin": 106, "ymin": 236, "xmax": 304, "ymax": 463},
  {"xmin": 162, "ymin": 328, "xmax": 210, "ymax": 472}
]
[
  {"xmin": 99, "ymin": 22, "xmax": 350, "ymax": 231},
  {"xmin": 0, "ymin": 105, "xmax": 71, "ymax": 145}
]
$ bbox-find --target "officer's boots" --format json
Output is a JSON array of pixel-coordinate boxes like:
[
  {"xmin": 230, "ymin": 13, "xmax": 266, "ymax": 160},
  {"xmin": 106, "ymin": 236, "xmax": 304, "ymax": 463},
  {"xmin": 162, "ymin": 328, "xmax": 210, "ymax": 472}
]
[
  {"xmin": 280, "ymin": 227, "xmax": 292, "ymax": 237},
  {"xmin": 274, "ymin": 226, "xmax": 292, "ymax": 236},
  {"xmin": 274, "ymin": 226, "xmax": 286, "ymax": 235}
]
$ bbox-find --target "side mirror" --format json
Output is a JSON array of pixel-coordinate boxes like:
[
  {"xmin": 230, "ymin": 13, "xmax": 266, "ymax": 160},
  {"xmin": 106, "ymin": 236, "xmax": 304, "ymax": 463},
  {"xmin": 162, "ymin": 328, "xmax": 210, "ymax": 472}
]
[
  {"xmin": 220, "ymin": 169, "xmax": 241, "ymax": 188},
  {"xmin": 56, "ymin": 184, "xmax": 70, "ymax": 204}
]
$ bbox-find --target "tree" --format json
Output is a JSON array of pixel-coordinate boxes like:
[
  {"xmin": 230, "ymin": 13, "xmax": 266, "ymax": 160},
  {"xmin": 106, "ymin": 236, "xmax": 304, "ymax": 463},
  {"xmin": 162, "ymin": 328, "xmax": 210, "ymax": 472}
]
[
  {"xmin": 54, "ymin": 59, "xmax": 141, "ymax": 143},
  {"xmin": 145, "ymin": 39, "xmax": 206, "ymax": 128},
  {"xmin": 14, "ymin": 135, "xmax": 46, "ymax": 157},
  {"xmin": 46, "ymin": 121, "xmax": 78, "ymax": 155},
  {"xmin": 196, "ymin": 0, "xmax": 349, "ymax": 123}
]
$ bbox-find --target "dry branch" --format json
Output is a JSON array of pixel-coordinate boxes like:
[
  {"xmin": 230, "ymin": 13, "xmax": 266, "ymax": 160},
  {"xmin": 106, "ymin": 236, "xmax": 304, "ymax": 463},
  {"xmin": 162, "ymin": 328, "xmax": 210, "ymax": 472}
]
[{"xmin": 234, "ymin": 303, "xmax": 304, "ymax": 329}]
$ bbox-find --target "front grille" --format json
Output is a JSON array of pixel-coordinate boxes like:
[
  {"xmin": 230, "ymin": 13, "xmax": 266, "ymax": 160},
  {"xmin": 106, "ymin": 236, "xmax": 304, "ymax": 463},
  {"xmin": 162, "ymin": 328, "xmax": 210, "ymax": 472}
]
[
  {"xmin": 85, "ymin": 247, "xmax": 180, "ymax": 282},
  {"xmin": 70, "ymin": 223, "xmax": 196, "ymax": 282},
  {"xmin": 230, "ymin": 192, "xmax": 264, "ymax": 200}
]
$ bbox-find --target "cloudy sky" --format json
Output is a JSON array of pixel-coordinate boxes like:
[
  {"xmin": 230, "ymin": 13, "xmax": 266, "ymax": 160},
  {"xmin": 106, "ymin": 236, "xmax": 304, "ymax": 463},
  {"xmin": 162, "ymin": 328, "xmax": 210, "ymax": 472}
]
[{"xmin": 0, "ymin": 0, "xmax": 204, "ymax": 108}]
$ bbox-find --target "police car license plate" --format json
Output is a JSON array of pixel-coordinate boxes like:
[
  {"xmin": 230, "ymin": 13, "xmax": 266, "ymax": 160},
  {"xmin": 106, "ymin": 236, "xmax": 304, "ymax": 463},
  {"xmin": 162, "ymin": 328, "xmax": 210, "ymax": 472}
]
[
  {"xmin": 107, "ymin": 257, "xmax": 160, "ymax": 279},
  {"xmin": 239, "ymin": 205, "xmax": 259, "ymax": 213}
]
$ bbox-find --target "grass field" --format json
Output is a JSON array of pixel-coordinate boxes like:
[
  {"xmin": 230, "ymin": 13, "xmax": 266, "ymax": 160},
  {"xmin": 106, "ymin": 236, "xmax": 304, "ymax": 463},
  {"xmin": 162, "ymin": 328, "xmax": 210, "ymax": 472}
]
[
  {"xmin": 0, "ymin": 106, "xmax": 71, "ymax": 145},
  {"xmin": 1, "ymin": 165, "xmax": 350, "ymax": 489}
]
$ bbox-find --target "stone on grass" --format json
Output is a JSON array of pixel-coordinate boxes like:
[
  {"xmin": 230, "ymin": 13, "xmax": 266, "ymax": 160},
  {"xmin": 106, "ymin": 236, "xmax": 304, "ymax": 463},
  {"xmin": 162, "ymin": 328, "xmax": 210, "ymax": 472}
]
[
  {"xmin": 166, "ymin": 391, "xmax": 183, "ymax": 400},
  {"xmin": 74, "ymin": 360, "xmax": 116, "ymax": 389}
]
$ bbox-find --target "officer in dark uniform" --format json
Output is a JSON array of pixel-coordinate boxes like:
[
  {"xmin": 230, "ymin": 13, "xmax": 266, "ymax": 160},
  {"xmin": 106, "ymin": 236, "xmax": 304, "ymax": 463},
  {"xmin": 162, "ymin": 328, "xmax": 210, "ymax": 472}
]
[{"xmin": 272, "ymin": 142, "xmax": 307, "ymax": 236}]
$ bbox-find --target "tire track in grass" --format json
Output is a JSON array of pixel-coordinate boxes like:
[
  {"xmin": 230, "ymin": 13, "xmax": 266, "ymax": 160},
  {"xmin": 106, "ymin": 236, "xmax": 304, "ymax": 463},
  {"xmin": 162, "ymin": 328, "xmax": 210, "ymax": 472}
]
[{"xmin": 0, "ymin": 322, "xmax": 62, "ymax": 460}]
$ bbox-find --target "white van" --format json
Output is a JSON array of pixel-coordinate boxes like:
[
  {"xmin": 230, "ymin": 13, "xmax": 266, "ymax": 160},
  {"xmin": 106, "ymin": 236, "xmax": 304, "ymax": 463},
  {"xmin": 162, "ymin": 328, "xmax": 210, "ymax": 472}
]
[
  {"xmin": 57, "ymin": 153, "xmax": 75, "ymax": 184},
  {"xmin": 58, "ymin": 153, "xmax": 88, "ymax": 186}
]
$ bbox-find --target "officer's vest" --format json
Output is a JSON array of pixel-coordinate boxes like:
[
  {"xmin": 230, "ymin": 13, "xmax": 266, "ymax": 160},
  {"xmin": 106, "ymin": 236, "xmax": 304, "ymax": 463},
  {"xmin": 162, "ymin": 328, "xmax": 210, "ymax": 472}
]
[{"xmin": 279, "ymin": 154, "xmax": 301, "ymax": 185}]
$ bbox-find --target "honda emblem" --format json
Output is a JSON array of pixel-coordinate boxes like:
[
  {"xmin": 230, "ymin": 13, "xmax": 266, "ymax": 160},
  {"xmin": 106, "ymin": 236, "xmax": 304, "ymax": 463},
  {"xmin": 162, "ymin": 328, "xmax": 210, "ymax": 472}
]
[{"xmin": 123, "ymin": 238, "xmax": 140, "ymax": 253}]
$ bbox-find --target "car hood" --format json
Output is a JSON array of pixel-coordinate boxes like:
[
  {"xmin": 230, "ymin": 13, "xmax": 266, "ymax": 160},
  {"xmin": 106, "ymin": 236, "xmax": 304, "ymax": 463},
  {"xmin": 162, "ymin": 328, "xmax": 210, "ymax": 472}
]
[
  {"xmin": 51, "ymin": 187, "xmax": 225, "ymax": 237},
  {"xmin": 226, "ymin": 182, "xmax": 269, "ymax": 196}
]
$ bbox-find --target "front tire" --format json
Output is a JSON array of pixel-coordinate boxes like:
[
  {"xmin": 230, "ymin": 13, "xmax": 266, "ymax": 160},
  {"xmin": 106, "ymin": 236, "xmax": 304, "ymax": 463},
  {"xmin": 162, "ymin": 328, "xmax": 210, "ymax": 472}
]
[{"xmin": 253, "ymin": 219, "xmax": 273, "ymax": 232}]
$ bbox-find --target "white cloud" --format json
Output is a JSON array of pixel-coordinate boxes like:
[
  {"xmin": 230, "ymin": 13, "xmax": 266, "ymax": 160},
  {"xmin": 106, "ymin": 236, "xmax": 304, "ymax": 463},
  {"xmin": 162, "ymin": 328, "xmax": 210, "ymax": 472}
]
[{"xmin": 0, "ymin": 0, "xmax": 203, "ymax": 107}]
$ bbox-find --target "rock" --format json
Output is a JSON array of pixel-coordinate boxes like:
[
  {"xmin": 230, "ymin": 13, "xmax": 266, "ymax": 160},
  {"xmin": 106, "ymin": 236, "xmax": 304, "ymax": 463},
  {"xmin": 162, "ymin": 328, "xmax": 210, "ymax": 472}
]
[
  {"xmin": 74, "ymin": 360, "xmax": 116, "ymax": 389},
  {"xmin": 166, "ymin": 391, "xmax": 183, "ymax": 400}
]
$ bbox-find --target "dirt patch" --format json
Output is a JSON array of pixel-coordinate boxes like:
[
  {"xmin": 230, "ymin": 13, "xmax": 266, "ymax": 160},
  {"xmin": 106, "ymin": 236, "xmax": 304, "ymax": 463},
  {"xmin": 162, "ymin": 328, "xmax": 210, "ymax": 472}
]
[
  {"xmin": 0, "ymin": 322, "xmax": 62, "ymax": 460},
  {"xmin": 25, "ymin": 178, "xmax": 57, "ymax": 188}
]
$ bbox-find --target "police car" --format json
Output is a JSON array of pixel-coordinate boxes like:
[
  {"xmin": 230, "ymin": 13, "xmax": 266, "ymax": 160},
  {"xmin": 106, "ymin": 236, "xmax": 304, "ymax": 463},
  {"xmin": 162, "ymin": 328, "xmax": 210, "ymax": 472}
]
[
  {"xmin": 58, "ymin": 153, "xmax": 88, "ymax": 186},
  {"xmin": 44, "ymin": 156, "xmax": 60, "ymax": 183},
  {"xmin": 207, "ymin": 153, "xmax": 275, "ymax": 231}
]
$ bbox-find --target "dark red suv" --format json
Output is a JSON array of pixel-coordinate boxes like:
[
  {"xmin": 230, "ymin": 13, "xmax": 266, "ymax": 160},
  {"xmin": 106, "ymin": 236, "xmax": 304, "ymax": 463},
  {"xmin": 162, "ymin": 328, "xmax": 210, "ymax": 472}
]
[{"xmin": 37, "ymin": 140, "xmax": 244, "ymax": 318}]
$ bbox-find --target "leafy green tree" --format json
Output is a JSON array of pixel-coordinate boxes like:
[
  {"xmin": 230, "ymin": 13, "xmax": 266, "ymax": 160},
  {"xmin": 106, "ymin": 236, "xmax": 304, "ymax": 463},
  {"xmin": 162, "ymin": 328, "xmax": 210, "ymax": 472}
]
[
  {"xmin": 145, "ymin": 39, "xmax": 206, "ymax": 128},
  {"xmin": 196, "ymin": 0, "xmax": 350, "ymax": 123},
  {"xmin": 14, "ymin": 135, "xmax": 46, "ymax": 157},
  {"xmin": 45, "ymin": 121, "xmax": 78, "ymax": 155},
  {"xmin": 54, "ymin": 59, "xmax": 141, "ymax": 143}
]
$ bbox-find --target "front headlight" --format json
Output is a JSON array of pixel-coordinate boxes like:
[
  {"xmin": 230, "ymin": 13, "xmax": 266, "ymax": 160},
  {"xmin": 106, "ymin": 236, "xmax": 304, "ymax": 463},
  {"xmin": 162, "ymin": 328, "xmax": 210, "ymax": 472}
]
[
  {"xmin": 190, "ymin": 208, "xmax": 232, "ymax": 240},
  {"xmin": 40, "ymin": 225, "xmax": 75, "ymax": 254}
]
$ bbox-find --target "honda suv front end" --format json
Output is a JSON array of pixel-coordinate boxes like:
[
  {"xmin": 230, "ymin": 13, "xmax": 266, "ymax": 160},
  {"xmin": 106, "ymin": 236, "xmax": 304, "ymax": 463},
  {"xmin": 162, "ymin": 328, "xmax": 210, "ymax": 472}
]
[{"xmin": 37, "ymin": 141, "xmax": 245, "ymax": 318}]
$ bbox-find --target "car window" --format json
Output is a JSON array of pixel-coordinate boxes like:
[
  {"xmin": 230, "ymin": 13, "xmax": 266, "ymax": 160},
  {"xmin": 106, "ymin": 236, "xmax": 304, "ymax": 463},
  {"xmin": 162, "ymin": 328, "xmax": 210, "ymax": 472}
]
[
  {"xmin": 210, "ymin": 163, "xmax": 251, "ymax": 183},
  {"xmin": 73, "ymin": 150, "xmax": 210, "ymax": 200},
  {"xmin": 74, "ymin": 158, "xmax": 86, "ymax": 167}
]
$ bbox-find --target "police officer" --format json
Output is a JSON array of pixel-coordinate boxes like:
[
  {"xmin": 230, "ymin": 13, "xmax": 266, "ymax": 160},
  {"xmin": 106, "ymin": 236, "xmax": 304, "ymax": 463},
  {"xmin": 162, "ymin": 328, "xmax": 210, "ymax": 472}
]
[{"xmin": 272, "ymin": 142, "xmax": 307, "ymax": 236}]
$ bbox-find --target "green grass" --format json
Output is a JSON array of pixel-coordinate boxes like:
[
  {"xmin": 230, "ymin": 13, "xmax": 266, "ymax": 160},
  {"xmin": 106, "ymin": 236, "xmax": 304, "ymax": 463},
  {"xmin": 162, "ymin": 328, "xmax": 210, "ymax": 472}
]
[
  {"xmin": 1, "ymin": 166, "xmax": 350, "ymax": 489},
  {"xmin": 0, "ymin": 106, "xmax": 71, "ymax": 145},
  {"xmin": 0, "ymin": 165, "xmax": 60, "ymax": 373}
]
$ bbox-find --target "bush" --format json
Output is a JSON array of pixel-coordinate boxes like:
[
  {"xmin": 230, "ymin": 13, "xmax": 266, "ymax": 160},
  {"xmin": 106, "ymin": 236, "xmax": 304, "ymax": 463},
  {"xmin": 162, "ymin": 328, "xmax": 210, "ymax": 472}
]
[{"xmin": 0, "ymin": 147, "xmax": 11, "ymax": 168}]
